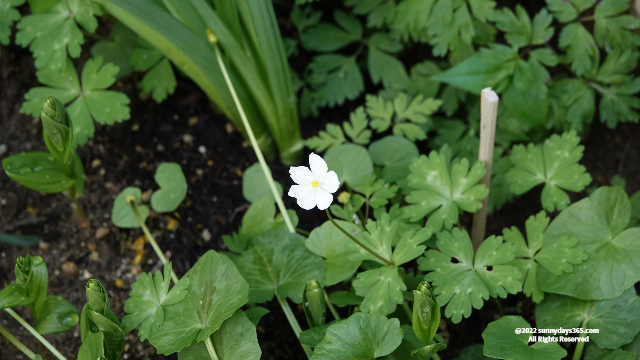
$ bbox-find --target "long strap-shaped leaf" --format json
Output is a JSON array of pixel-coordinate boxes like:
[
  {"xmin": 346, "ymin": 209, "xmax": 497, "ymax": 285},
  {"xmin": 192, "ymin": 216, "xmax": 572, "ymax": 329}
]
[{"xmin": 95, "ymin": 0, "xmax": 277, "ymax": 159}]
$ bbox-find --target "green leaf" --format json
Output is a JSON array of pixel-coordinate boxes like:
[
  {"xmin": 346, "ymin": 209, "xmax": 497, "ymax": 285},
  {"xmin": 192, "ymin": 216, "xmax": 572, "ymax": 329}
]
[
  {"xmin": 546, "ymin": 0, "xmax": 581, "ymax": 23},
  {"xmin": 536, "ymin": 288, "xmax": 640, "ymax": 349},
  {"xmin": 367, "ymin": 32, "xmax": 409, "ymax": 89},
  {"xmin": 243, "ymin": 307, "xmax": 269, "ymax": 326},
  {"xmin": 310, "ymin": 313, "xmax": 403, "ymax": 360},
  {"xmin": 403, "ymin": 151, "xmax": 488, "ymax": 233},
  {"xmin": 306, "ymin": 123, "xmax": 346, "ymax": 152},
  {"xmin": 593, "ymin": 0, "xmax": 640, "ymax": 52},
  {"xmin": 150, "ymin": 162, "xmax": 187, "ymax": 213},
  {"xmin": 111, "ymin": 187, "xmax": 149, "ymax": 228},
  {"xmin": 137, "ymin": 58, "xmax": 177, "ymax": 103},
  {"xmin": 412, "ymin": 344, "xmax": 447, "ymax": 360},
  {"xmin": 538, "ymin": 187, "xmax": 640, "ymax": 300},
  {"xmin": 178, "ymin": 310, "xmax": 261, "ymax": 360},
  {"xmin": 15, "ymin": 256, "xmax": 49, "ymax": 313},
  {"xmin": 548, "ymin": 78, "xmax": 595, "ymax": 133},
  {"xmin": 0, "ymin": 0, "xmax": 25, "ymax": 47},
  {"xmin": 21, "ymin": 57, "xmax": 130, "ymax": 147},
  {"xmin": 306, "ymin": 54, "xmax": 364, "ymax": 108},
  {"xmin": 3, "ymin": 152, "xmax": 75, "ymax": 193},
  {"xmin": 392, "ymin": 227, "xmax": 432, "ymax": 266},
  {"xmin": 324, "ymin": 144, "xmax": 373, "ymax": 187},
  {"xmin": 392, "ymin": 93, "xmax": 441, "ymax": 141},
  {"xmin": 595, "ymin": 49, "xmax": 639, "ymax": 85},
  {"xmin": 301, "ymin": 10, "xmax": 362, "ymax": 52},
  {"xmin": 558, "ymin": 23, "xmax": 599, "ymax": 77},
  {"xmin": 329, "ymin": 291, "xmax": 363, "ymax": 307},
  {"xmin": 506, "ymin": 130, "xmax": 592, "ymax": 212},
  {"xmin": 34, "ymin": 295, "xmax": 79, "ymax": 334},
  {"xmin": 15, "ymin": 0, "xmax": 101, "ymax": 75},
  {"xmin": 490, "ymin": 5, "xmax": 532, "ymax": 49},
  {"xmin": 306, "ymin": 220, "xmax": 363, "ymax": 286},
  {"xmin": 122, "ymin": 262, "xmax": 189, "ymax": 341},
  {"xmin": 482, "ymin": 316, "xmax": 567, "ymax": 360},
  {"xmin": 150, "ymin": 250, "xmax": 249, "ymax": 354},
  {"xmin": 0, "ymin": 233, "xmax": 40, "ymax": 247},
  {"xmin": 231, "ymin": 231, "xmax": 325, "ymax": 303},
  {"xmin": 344, "ymin": 106, "xmax": 372, "ymax": 145},
  {"xmin": 77, "ymin": 331, "xmax": 106, "ymax": 360},
  {"xmin": 0, "ymin": 283, "xmax": 33, "ymax": 309},
  {"xmin": 419, "ymin": 229, "xmax": 522, "ymax": 323},
  {"xmin": 431, "ymin": 44, "xmax": 518, "ymax": 94},
  {"xmin": 353, "ymin": 266, "xmax": 405, "ymax": 315},
  {"xmin": 598, "ymin": 78, "xmax": 640, "ymax": 128},
  {"xmin": 502, "ymin": 211, "xmax": 586, "ymax": 303},
  {"xmin": 452, "ymin": 344, "xmax": 489, "ymax": 360},
  {"xmin": 368, "ymin": 135, "xmax": 419, "ymax": 186},
  {"xmin": 242, "ymin": 162, "xmax": 283, "ymax": 203},
  {"xmin": 91, "ymin": 22, "xmax": 138, "ymax": 78}
]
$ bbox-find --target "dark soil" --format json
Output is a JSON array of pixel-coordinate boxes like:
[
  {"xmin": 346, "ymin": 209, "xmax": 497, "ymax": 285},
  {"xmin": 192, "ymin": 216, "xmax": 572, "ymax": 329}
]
[{"xmin": 2, "ymin": 16, "xmax": 640, "ymax": 360}]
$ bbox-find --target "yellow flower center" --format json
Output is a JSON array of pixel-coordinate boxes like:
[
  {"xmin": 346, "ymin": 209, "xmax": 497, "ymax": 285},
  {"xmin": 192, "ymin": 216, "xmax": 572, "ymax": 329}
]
[{"xmin": 311, "ymin": 180, "xmax": 320, "ymax": 188}]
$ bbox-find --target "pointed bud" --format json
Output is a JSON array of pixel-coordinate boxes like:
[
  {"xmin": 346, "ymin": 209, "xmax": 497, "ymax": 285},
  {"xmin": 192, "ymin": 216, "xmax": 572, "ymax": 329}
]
[
  {"xmin": 41, "ymin": 97, "xmax": 73, "ymax": 163},
  {"xmin": 413, "ymin": 281, "xmax": 440, "ymax": 343},
  {"xmin": 206, "ymin": 28, "xmax": 218, "ymax": 45},
  {"xmin": 302, "ymin": 279, "xmax": 326, "ymax": 328}
]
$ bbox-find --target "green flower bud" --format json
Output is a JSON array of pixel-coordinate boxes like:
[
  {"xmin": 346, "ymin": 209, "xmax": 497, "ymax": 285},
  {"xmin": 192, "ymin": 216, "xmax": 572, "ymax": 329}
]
[
  {"xmin": 41, "ymin": 96, "xmax": 73, "ymax": 163},
  {"xmin": 302, "ymin": 279, "xmax": 326, "ymax": 328},
  {"xmin": 86, "ymin": 279, "xmax": 109, "ymax": 315},
  {"xmin": 15, "ymin": 255, "xmax": 48, "ymax": 310},
  {"xmin": 413, "ymin": 281, "xmax": 440, "ymax": 343}
]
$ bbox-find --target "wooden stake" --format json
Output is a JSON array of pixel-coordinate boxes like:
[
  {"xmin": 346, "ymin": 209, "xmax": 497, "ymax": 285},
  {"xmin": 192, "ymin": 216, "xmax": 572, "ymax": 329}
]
[{"xmin": 471, "ymin": 88, "xmax": 499, "ymax": 252}]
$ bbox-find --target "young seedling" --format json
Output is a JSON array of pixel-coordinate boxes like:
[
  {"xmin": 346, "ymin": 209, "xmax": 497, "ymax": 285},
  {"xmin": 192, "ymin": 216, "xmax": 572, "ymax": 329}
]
[{"xmin": 2, "ymin": 96, "xmax": 87, "ymax": 227}]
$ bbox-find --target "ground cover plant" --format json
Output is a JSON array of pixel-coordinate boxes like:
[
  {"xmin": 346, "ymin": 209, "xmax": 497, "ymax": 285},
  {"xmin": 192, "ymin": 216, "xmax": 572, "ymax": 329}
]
[{"xmin": 2, "ymin": 0, "xmax": 640, "ymax": 359}]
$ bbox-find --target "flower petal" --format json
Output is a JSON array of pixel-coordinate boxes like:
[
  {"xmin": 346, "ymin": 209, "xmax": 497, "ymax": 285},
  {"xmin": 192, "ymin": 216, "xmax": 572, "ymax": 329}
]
[
  {"xmin": 315, "ymin": 187, "xmax": 334, "ymax": 210},
  {"xmin": 309, "ymin": 153, "xmax": 328, "ymax": 179},
  {"xmin": 320, "ymin": 171, "xmax": 340, "ymax": 193},
  {"xmin": 297, "ymin": 190, "xmax": 317, "ymax": 210},
  {"xmin": 290, "ymin": 166, "xmax": 314, "ymax": 185},
  {"xmin": 288, "ymin": 184, "xmax": 313, "ymax": 199}
]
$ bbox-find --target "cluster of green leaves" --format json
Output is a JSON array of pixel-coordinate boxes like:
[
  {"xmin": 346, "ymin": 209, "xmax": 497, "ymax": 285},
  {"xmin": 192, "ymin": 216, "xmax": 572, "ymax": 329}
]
[
  {"xmin": 0, "ymin": 256, "xmax": 78, "ymax": 335},
  {"xmin": 78, "ymin": 280, "xmax": 124, "ymax": 360}
]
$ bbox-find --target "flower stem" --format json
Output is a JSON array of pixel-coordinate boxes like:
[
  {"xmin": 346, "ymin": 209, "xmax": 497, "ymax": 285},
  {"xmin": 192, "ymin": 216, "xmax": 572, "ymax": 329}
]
[
  {"xmin": 205, "ymin": 338, "xmax": 221, "ymax": 360},
  {"xmin": 276, "ymin": 295, "xmax": 312, "ymax": 357},
  {"xmin": 402, "ymin": 300, "xmax": 412, "ymax": 321},
  {"xmin": 324, "ymin": 289, "xmax": 340, "ymax": 321},
  {"xmin": 209, "ymin": 32, "xmax": 294, "ymax": 234},
  {"xmin": 128, "ymin": 199, "xmax": 179, "ymax": 284},
  {"xmin": 0, "ymin": 322, "xmax": 37, "ymax": 359},
  {"xmin": 572, "ymin": 320, "xmax": 588, "ymax": 360},
  {"xmin": 4, "ymin": 308, "xmax": 66, "ymax": 360},
  {"xmin": 325, "ymin": 209, "xmax": 394, "ymax": 267}
]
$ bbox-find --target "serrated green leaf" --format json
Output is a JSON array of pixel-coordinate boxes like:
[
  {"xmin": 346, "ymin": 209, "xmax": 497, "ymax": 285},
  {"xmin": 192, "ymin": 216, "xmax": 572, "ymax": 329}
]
[
  {"xmin": 548, "ymin": 78, "xmax": 595, "ymax": 133},
  {"xmin": 594, "ymin": 0, "xmax": 640, "ymax": 52},
  {"xmin": 538, "ymin": 187, "xmax": 640, "ymax": 300},
  {"xmin": 344, "ymin": 106, "xmax": 372, "ymax": 145},
  {"xmin": 367, "ymin": 94, "xmax": 394, "ymax": 132},
  {"xmin": 503, "ymin": 211, "xmax": 586, "ymax": 303},
  {"xmin": 491, "ymin": 5, "xmax": 531, "ymax": 49},
  {"xmin": 15, "ymin": 0, "xmax": 101, "ymax": 75},
  {"xmin": 91, "ymin": 22, "xmax": 138, "ymax": 78},
  {"xmin": 506, "ymin": 131, "xmax": 592, "ymax": 212},
  {"xmin": 122, "ymin": 262, "xmax": 189, "ymax": 341},
  {"xmin": 546, "ymin": 0, "xmax": 580, "ymax": 23},
  {"xmin": 595, "ymin": 49, "xmax": 639, "ymax": 85},
  {"xmin": 368, "ymin": 32, "xmax": 409, "ymax": 89},
  {"xmin": 598, "ymin": 78, "xmax": 640, "ymax": 128},
  {"xmin": 324, "ymin": 144, "xmax": 373, "ymax": 186},
  {"xmin": 178, "ymin": 310, "xmax": 261, "ymax": 360},
  {"xmin": 231, "ymin": 231, "xmax": 325, "ymax": 303},
  {"xmin": 419, "ymin": 229, "xmax": 521, "ymax": 323},
  {"xmin": 149, "ymin": 250, "xmax": 248, "ymax": 354},
  {"xmin": 482, "ymin": 316, "xmax": 567, "ymax": 360},
  {"xmin": 111, "ymin": 187, "xmax": 149, "ymax": 228},
  {"xmin": 0, "ymin": 0, "xmax": 25, "ymax": 47},
  {"xmin": 224, "ymin": 197, "xmax": 284, "ymax": 253},
  {"xmin": 395, "ymin": 93, "xmax": 440, "ymax": 126},
  {"xmin": 22, "ymin": 57, "xmax": 130, "ymax": 147},
  {"xmin": 353, "ymin": 266, "xmax": 405, "ymax": 315},
  {"xmin": 391, "ymin": 227, "xmax": 431, "ymax": 266},
  {"xmin": 558, "ymin": 22, "xmax": 599, "ymax": 77},
  {"xmin": 329, "ymin": 290, "xmax": 363, "ymax": 307},
  {"xmin": 404, "ymin": 151, "xmax": 488, "ymax": 232},
  {"xmin": 310, "ymin": 313, "xmax": 403, "ymax": 360},
  {"xmin": 137, "ymin": 58, "xmax": 177, "ymax": 103},
  {"xmin": 307, "ymin": 54, "xmax": 364, "ymax": 108},
  {"xmin": 531, "ymin": 8, "xmax": 554, "ymax": 45},
  {"xmin": 536, "ymin": 288, "xmax": 640, "ymax": 349},
  {"xmin": 306, "ymin": 220, "xmax": 363, "ymax": 286},
  {"xmin": 306, "ymin": 123, "xmax": 346, "ymax": 152},
  {"xmin": 151, "ymin": 162, "xmax": 187, "ymax": 213},
  {"xmin": 242, "ymin": 162, "xmax": 283, "ymax": 203},
  {"xmin": 301, "ymin": 10, "xmax": 362, "ymax": 52}
]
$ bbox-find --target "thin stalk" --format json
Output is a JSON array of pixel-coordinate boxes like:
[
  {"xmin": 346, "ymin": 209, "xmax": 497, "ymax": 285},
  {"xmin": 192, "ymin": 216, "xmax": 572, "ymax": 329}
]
[
  {"xmin": 296, "ymin": 228, "xmax": 310, "ymax": 236},
  {"xmin": 401, "ymin": 301, "xmax": 412, "ymax": 321},
  {"xmin": 208, "ymin": 30, "xmax": 294, "ymax": 234},
  {"xmin": 277, "ymin": 295, "xmax": 312, "ymax": 357},
  {"xmin": 323, "ymin": 289, "xmax": 340, "ymax": 321},
  {"xmin": 572, "ymin": 320, "xmax": 588, "ymax": 360},
  {"xmin": 205, "ymin": 338, "xmax": 221, "ymax": 360},
  {"xmin": 326, "ymin": 209, "xmax": 394, "ymax": 267},
  {"xmin": 0, "ymin": 323, "xmax": 37, "ymax": 359},
  {"xmin": 127, "ymin": 198, "xmax": 179, "ymax": 284},
  {"xmin": 4, "ymin": 308, "xmax": 66, "ymax": 360}
]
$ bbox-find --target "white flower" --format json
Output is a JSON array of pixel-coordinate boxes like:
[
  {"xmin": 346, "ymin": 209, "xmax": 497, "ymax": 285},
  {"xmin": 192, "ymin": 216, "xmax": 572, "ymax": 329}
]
[{"xmin": 288, "ymin": 153, "xmax": 340, "ymax": 210}]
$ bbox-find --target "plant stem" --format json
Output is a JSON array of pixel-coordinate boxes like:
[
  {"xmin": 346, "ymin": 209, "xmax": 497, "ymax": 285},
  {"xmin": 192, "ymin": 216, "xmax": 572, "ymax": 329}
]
[
  {"xmin": 296, "ymin": 228, "xmax": 310, "ymax": 236},
  {"xmin": 277, "ymin": 295, "xmax": 312, "ymax": 357},
  {"xmin": 402, "ymin": 301, "xmax": 412, "ymax": 321},
  {"xmin": 4, "ymin": 308, "xmax": 66, "ymax": 360},
  {"xmin": 0, "ymin": 323, "xmax": 37, "ymax": 359},
  {"xmin": 323, "ymin": 289, "xmax": 340, "ymax": 320},
  {"xmin": 65, "ymin": 190, "xmax": 87, "ymax": 229},
  {"xmin": 209, "ymin": 32, "xmax": 295, "ymax": 234},
  {"xmin": 205, "ymin": 338, "xmax": 221, "ymax": 360},
  {"xmin": 325, "ymin": 209, "xmax": 394, "ymax": 267},
  {"xmin": 128, "ymin": 200, "xmax": 179, "ymax": 284},
  {"xmin": 572, "ymin": 320, "xmax": 588, "ymax": 360}
]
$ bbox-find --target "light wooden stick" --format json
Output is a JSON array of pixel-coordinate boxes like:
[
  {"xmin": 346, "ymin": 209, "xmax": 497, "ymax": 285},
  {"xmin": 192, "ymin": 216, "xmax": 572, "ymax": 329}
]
[{"xmin": 471, "ymin": 88, "xmax": 499, "ymax": 252}]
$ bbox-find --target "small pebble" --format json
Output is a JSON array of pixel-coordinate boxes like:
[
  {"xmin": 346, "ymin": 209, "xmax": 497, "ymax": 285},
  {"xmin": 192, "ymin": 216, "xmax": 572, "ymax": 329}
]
[
  {"xmin": 198, "ymin": 145, "xmax": 207, "ymax": 154},
  {"xmin": 182, "ymin": 134, "xmax": 194, "ymax": 144},
  {"xmin": 131, "ymin": 123, "xmax": 140, "ymax": 131},
  {"xmin": 201, "ymin": 229, "xmax": 212, "ymax": 242},
  {"xmin": 115, "ymin": 279, "xmax": 125, "ymax": 289},
  {"xmin": 99, "ymin": 168, "xmax": 106, "ymax": 176},
  {"xmin": 95, "ymin": 227, "xmax": 109, "ymax": 239},
  {"xmin": 157, "ymin": 144, "xmax": 165, "ymax": 152},
  {"xmin": 87, "ymin": 243, "xmax": 98, "ymax": 251},
  {"xmin": 82, "ymin": 269, "xmax": 93, "ymax": 280},
  {"xmin": 39, "ymin": 241, "xmax": 50, "ymax": 250},
  {"xmin": 195, "ymin": 168, "xmax": 203, "ymax": 176},
  {"xmin": 91, "ymin": 159, "xmax": 102, "ymax": 168},
  {"xmin": 0, "ymin": 144, "xmax": 6, "ymax": 156},
  {"xmin": 62, "ymin": 261, "xmax": 78, "ymax": 276},
  {"xmin": 188, "ymin": 116, "xmax": 198, "ymax": 126},
  {"xmin": 225, "ymin": 123, "xmax": 234, "ymax": 133},
  {"xmin": 141, "ymin": 189, "xmax": 153, "ymax": 203},
  {"xmin": 90, "ymin": 251, "xmax": 99, "ymax": 262}
]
